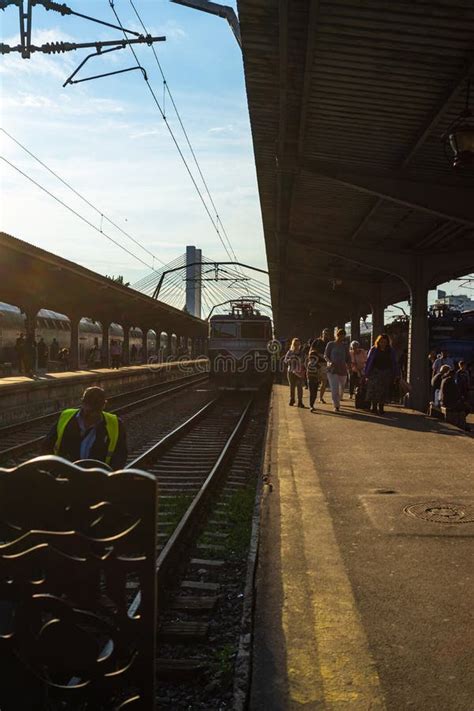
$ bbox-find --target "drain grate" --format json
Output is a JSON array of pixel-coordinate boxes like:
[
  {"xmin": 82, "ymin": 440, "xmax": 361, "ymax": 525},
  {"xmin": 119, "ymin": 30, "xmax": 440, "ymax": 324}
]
[{"xmin": 403, "ymin": 502, "xmax": 474, "ymax": 524}]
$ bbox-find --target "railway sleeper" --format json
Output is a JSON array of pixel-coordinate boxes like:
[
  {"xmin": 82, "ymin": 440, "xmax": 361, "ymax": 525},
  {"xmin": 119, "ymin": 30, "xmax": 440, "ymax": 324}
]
[
  {"xmin": 181, "ymin": 580, "xmax": 220, "ymax": 593},
  {"xmin": 197, "ymin": 543, "xmax": 226, "ymax": 553},
  {"xmin": 156, "ymin": 657, "xmax": 208, "ymax": 681},
  {"xmin": 208, "ymin": 519, "xmax": 230, "ymax": 527},
  {"xmin": 190, "ymin": 558, "xmax": 225, "ymax": 569},
  {"xmin": 171, "ymin": 595, "xmax": 218, "ymax": 612},
  {"xmin": 158, "ymin": 620, "xmax": 209, "ymax": 644}
]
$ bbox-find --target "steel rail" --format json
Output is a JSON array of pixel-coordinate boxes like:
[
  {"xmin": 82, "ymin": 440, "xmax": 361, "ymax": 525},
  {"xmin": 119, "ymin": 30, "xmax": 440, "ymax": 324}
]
[
  {"xmin": 0, "ymin": 367, "xmax": 207, "ymax": 437},
  {"xmin": 67, "ymin": 393, "xmax": 253, "ymax": 694},
  {"xmin": 127, "ymin": 395, "xmax": 253, "ymax": 616},
  {"xmin": 127, "ymin": 397, "xmax": 219, "ymax": 470},
  {"xmin": 0, "ymin": 372, "xmax": 209, "ymax": 460}
]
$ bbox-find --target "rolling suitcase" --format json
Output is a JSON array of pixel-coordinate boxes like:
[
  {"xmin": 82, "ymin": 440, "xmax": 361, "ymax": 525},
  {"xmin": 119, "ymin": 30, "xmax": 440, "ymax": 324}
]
[{"xmin": 355, "ymin": 380, "xmax": 370, "ymax": 410}]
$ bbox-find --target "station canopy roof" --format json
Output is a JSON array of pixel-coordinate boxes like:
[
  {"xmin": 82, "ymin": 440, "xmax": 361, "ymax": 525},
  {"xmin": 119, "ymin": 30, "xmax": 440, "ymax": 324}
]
[
  {"xmin": 0, "ymin": 231, "xmax": 206, "ymax": 335},
  {"xmin": 238, "ymin": 0, "xmax": 474, "ymax": 333}
]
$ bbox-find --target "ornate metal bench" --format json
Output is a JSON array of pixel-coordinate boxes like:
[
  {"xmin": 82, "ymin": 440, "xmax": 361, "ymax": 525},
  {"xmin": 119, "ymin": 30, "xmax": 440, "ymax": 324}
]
[{"xmin": 0, "ymin": 455, "xmax": 157, "ymax": 710}]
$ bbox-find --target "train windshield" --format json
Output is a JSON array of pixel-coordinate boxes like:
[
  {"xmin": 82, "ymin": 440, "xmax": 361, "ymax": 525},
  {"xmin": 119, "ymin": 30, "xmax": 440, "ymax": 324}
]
[
  {"xmin": 211, "ymin": 322, "xmax": 238, "ymax": 339},
  {"xmin": 241, "ymin": 322, "xmax": 270, "ymax": 339}
]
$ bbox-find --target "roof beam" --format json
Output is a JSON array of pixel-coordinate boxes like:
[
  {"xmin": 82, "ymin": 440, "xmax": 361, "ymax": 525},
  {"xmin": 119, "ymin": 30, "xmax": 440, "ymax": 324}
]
[
  {"xmin": 273, "ymin": 0, "xmax": 291, "ymax": 321},
  {"xmin": 348, "ymin": 56, "xmax": 474, "ymax": 241},
  {"xmin": 299, "ymin": 158, "xmax": 474, "ymax": 227},
  {"xmin": 297, "ymin": 0, "xmax": 319, "ymax": 156}
]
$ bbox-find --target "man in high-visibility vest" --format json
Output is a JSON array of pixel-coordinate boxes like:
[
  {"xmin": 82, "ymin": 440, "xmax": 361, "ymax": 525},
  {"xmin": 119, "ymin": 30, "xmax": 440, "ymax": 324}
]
[{"xmin": 43, "ymin": 386, "xmax": 128, "ymax": 469}]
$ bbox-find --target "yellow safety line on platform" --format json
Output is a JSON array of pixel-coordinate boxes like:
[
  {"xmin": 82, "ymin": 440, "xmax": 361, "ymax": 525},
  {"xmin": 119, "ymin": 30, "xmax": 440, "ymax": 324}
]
[{"xmin": 276, "ymin": 394, "xmax": 386, "ymax": 709}]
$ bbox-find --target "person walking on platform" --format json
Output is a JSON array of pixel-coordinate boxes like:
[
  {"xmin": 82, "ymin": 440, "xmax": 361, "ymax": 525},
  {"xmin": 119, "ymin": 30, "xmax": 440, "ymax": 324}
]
[
  {"xmin": 42, "ymin": 386, "xmax": 128, "ymax": 469},
  {"xmin": 306, "ymin": 347, "xmax": 325, "ymax": 412},
  {"xmin": 110, "ymin": 340, "xmax": 122, "ymax": 369},
  {"xmin": 50, "ymin": 337, "xmax": 60, "ymax": 363},
  {"xmin": 15, "ymin": 333, "xmax": 26, "ymax": 374},
  {"xmin": 324, "ymin": 329, "xmax": 351, "ymax": 412},
  {"xmin": 284, "ymin": 337, "xmax": 306, "ymax": 407},
  {"xmin": 24, "ymin": 334, "xmax": 36, "ymax": 378},
  {"xmin": 432, "ymin": 348, "xmax": 455, "ymax": 375},
  {"xmin": 58, "ymin": 347, "xmax": 70, "ymax": 371},
  {"xmin": 431, "ymin": 364, "xmax": 451, "ymax": 407},
  {"xmin": 311, "ymin": 328, "xmax": 332, "ymax": 403},
  {"xmin": 301, "ymin": 338, "xmax": 313, "ymax": 389},
  {"xmin": 365, "ymin": 334, "xmax": 399, "ymax": 416},
  {"xmin": 349, "ymin": 340, "xmax": 367, "ymax": 398},
  {"xmin": 455, "ymin": 360, "xmax": 470, "ymax": 402},
  {"xmin": 37, "ymin": 337, "xmax": 48, "ymax": 370}
]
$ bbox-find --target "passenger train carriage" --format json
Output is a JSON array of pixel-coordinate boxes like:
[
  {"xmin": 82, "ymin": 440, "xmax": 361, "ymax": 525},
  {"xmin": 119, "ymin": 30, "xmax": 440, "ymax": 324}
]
[
  {"xmin": 386, "ymin": 306, "xmax": 474, "ymax": 365},
  {"xmin": 0, "ymin": 302, "xmax": 161, "ymax": 366},
  {"xmin": 208, "ymin": 300, "xmax": 273, "ymax": 390}
]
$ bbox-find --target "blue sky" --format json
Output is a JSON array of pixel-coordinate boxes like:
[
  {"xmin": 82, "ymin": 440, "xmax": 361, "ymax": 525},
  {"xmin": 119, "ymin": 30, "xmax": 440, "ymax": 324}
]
[
  {"xmin": 1, "ymin": 1, "xmax": 472, "ymax": 319},
  {"xmin": 1, "ymin": 0, "xmax": 265, "ymax": 286}
]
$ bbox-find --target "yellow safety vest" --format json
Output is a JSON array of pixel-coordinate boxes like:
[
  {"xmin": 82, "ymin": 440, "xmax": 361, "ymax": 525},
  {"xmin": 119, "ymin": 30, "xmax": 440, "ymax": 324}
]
[{"xmin": 53, "ymin": 408, "xmax": 119, "ymax": 465}]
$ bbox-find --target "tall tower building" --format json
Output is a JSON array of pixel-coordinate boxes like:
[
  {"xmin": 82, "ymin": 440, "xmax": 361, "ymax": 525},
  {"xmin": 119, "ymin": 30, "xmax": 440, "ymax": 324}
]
[{"xmin": 185, "ymin": 246, "xmax": 202, "ymax": 318}]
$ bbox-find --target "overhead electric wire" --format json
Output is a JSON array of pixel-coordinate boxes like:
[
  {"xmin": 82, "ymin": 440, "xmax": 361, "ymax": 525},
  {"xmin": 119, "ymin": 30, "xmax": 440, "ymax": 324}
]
[
  {"xmin": 1, "ymin": 127, "xmax": 166, "ymax": 267},
  {"xmin": 0, "ymin": 155, "xmax": 163, "ymax": 275},
  {"xmin": 108, "ymin": 0, "xmax": 240, "ymax": 266},
  {"xmin": 128, "ymin": 245, "xmax": 272, "ymax": 316},
  {"xmin": 132, "ymin": 253, "xmax": 185, "ymax": 291},
  {"xmin": 128, "ymin": 0, "xmax": 241, "ymax": 269}
]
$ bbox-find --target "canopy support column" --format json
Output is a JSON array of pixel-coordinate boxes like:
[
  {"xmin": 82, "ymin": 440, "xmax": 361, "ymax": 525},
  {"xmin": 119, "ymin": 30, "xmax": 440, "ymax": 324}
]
[{"xmin": 408, "ymin": 277, "xmax": 429, "ymax": 412}]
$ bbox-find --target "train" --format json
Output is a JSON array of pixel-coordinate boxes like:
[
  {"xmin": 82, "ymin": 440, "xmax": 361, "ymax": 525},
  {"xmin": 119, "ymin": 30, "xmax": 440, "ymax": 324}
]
[
  {"xmin": 208, "ymin": 300, "xmax": 273, "ymax": 390},
  {"xmin": 0, "ymin": 302, "xmax": 172, "ymax": 367},
  {"xmin": 385, "ymin": 306, "xmax": 474, "ymax": 364}
]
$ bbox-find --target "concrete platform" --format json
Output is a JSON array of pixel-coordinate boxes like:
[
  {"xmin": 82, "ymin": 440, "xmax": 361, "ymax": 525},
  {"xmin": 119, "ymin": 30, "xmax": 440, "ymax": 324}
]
[
  {"xmin": 0, "ymin": 360, "xmax": 208, "ymax": 427},
  {"xmin": 251, "ymin": 385, "xmax": 474, "ymax": 711}
]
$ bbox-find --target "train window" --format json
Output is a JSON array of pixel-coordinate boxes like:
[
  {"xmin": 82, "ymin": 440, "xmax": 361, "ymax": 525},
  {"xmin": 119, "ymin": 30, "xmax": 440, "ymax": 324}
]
[
  {"xmin": 211, "ymin": 322, "xmax": 238, "ymax": 339},
  {"xmin": 241, "ymin": 322, "xmax": 269, "ymax": 339}
]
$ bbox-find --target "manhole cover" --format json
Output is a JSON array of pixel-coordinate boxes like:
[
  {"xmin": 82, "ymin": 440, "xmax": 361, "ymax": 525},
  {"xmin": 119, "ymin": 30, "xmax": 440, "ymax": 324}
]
[{"xmin": 403, "ymin": 502, "xmax": 474, "ymax": 524}]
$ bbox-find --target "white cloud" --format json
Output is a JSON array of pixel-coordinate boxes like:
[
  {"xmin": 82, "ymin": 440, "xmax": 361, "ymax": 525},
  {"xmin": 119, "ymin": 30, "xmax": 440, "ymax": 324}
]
[
  {"xmin": 209, "ymin": 124, "xmax": 234, "ymax": 134},
  {"xmin": 130, "ymin": 18, "xmax": 188, "ymax": 41},
  {"xmin": 159, "ymin": 20, "xmax": 188, "ymax": 41},
  {"xmin": 129, "ymin": 128, "xmax": 164, "ymax": 140},
  {"xmin": 0, "ymin": 11, "xmax": 267, "ymax": 287}
]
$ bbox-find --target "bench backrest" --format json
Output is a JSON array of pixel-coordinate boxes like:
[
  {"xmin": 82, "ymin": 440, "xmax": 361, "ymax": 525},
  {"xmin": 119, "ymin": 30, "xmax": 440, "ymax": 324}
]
[{"xmin": 0, "ymin": 455, "xmax": 157, "ymax": 709}]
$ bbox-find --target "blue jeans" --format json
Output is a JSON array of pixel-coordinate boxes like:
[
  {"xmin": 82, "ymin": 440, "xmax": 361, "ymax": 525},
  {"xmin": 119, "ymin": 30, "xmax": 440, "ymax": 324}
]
[
  {"xmin": 327, "ymin": 373, "xmax": 347, "ymax": 408},
  {"xmin": 288, "ymin": 372, "xmax": 303, "ymax": 404}
]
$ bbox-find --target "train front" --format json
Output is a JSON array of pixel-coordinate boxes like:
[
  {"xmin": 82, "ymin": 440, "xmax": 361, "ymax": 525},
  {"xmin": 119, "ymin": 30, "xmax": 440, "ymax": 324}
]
[{"xmin": 208, "ymin": 301, "xmax": 273, "ymax": 390}]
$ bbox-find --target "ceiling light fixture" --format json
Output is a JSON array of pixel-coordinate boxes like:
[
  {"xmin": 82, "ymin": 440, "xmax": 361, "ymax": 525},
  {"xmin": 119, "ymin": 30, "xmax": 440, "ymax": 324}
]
[{"xmin": 443, "ymin": 78, "xmax": 474, "ymax": 169}]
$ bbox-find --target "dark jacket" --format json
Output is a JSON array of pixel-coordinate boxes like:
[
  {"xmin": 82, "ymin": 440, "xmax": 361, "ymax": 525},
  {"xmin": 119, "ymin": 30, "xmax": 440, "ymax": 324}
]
[
  {"xmin": 43, "ymin": 411, "xmax": 128, "ymax": 469},
  {"xmin": 365, "ymin": 346, "xmax": 399, "ymax": 378},
  {"xmin": 440, "ymin": 373, "xmax": 461, "ymax": 410},
  {"xmin": 455, "ymin": 370, "xmax": 470, "ymax": 399},
  {"xmin": 312, "ymin": 337, "xmax": 330, "ymax": 357}
]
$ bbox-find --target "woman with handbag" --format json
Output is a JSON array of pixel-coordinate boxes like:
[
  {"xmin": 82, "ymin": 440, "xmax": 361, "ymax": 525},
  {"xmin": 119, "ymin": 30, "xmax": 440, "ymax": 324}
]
[
  {"xmin": 284, "ymin": 337, "xmax": 306, "ymax": 407},
  {"xmin": 364, "ymin": 334, "xmax": 399, "ymax": 415}
]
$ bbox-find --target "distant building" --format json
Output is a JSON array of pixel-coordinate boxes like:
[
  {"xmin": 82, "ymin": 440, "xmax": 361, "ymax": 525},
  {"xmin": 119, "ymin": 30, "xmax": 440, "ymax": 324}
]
[{"xmin": 433, "ymin": 293, "xmax": 474, "ymax": 312}]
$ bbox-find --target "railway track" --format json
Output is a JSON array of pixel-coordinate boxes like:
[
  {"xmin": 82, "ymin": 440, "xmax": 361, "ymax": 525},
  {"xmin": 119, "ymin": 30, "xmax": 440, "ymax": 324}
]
[
  {"xmin": 60, "ymin": 391, "xmax": 258, "ymax": 706},
  {"xmin": 0, "ymin": 371, "xmax": 209, "ymax": 462},
  {"xmin": 0, "ymin": 388, "xmax": 268, "ymax": 708},
  {"xmin": 121, "ymin": 391, "xmax": 268, "ymax": 706}
]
